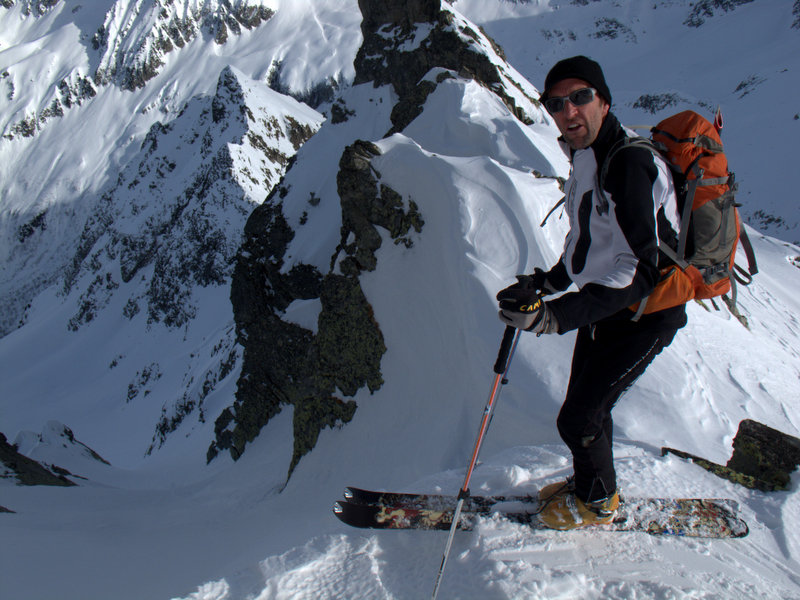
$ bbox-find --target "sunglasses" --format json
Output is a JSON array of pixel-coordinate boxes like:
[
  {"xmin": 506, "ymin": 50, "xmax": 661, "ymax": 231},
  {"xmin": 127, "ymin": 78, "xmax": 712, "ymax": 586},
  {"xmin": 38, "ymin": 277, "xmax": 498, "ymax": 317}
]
[{"xmin": 543, "ymin": 87, "xmax": 598, "ymax": 114}]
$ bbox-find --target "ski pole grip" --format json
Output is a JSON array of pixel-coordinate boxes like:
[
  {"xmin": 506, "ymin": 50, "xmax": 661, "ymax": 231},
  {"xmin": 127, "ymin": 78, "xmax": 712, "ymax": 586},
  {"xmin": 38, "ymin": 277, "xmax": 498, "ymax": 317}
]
[{"xmin": 493, "ymin": 326, "xmax": 516, "ymax": 374}]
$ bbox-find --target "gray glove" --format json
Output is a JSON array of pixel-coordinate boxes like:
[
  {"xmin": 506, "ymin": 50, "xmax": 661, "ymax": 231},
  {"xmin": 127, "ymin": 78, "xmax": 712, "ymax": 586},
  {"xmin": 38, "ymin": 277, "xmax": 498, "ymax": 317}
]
[{"xmin": 496, "ymin": 287, "xmax": 559, "ymax": 334}]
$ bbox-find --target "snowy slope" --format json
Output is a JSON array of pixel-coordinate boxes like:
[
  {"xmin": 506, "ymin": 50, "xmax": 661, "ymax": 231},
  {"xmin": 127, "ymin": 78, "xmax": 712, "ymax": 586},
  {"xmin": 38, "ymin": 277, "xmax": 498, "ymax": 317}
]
[
  {"xmin": 0, "ymin": 0, "xmax": 360, "ymax": 335},
  {"xmin": 2, "ymin": 1, "xmax": 800, "ymax": 600}
]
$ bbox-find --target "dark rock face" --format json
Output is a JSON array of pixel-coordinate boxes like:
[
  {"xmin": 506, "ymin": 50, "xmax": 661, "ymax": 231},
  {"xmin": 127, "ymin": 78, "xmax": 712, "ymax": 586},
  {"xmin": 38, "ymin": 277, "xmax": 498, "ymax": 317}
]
[
  {"xmin": 336, "ymin": 141, "xmax": 424, "ymax": 277},
  {"xmin": 684, "ymin": 0, "xmax": 755, "ymax": 28},
  {"xmin": 354, "ymin": 1, "xmax": 536, "ymax": 134},
  {"xmin": 662, "ymin": 419, "xmax": 800, "ymax": 492},
  {"xmin": 727, "ymin": 419, "xmax": 800, "ymax": 491},
  {"xmin": 213, "ymin": 137, "xmax": 425, "ymax": 476}
]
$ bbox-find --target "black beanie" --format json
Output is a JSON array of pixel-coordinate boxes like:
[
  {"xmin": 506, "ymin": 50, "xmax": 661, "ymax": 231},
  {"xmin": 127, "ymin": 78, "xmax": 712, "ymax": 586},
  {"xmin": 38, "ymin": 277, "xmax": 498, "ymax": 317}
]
[{"xmin": 543, "ymin": 55, "xmax": 612, "ymax": 106}]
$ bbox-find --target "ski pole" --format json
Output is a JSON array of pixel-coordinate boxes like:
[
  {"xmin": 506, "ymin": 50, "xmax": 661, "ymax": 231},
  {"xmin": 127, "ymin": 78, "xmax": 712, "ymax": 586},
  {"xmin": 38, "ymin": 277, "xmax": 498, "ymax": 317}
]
[{"xmin": 431, "ymin": 325, "xmax": 522, "ymax": 600}]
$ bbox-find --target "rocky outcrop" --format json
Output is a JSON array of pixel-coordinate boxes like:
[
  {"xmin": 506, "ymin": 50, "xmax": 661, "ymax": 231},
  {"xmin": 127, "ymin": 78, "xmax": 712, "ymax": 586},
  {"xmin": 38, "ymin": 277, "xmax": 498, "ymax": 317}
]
[
  {"xmin": 212, "ymin": 139, "xmax": 424, "ymax": 475},
  {"xmin": 6, "ymin": 0, "xmax": 60, "ymax": 16},
  {"xmin": 2, "ymin": 73, "xmax": 97, "ymax": 141},
  {"xmin": 336, "ymin": 141, "xmax": 423, "ymax": 276},
  {"xmin": 354, "ymin": 0, "xmax": 539, "ymax": 134},
  {"xmin": 662, "ymin": 419, "xmax": 800, "ymax": 492},
  {"xmin": 92, "ymin": 0, "xmax": 275, "ymax": 91},
  {"xmin": 0, "ymin": 432, "xmax": 76, "ymax": 487},
  {"xmin": 727, "ymin": 419, "xmax": 800, "ymax": 490},
  {"xmin": 684, "ymin": 0, "xmax": 755, "ymax": 28}
]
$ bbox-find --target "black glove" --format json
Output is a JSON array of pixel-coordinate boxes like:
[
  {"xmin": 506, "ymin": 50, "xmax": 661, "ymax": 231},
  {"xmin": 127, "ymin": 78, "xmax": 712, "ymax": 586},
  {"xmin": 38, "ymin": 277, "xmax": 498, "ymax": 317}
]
[
  {"xmin": 496, "ymin": 286, "xmax": 558, "ymax": 334},
  {"xmin": 530, "ymin": 267, "xmax": 560, "ymax": 296}
]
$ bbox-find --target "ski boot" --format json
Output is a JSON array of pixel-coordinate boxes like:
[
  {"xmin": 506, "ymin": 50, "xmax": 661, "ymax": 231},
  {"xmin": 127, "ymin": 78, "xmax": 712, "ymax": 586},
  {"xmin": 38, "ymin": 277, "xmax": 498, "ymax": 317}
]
[
  {"xmin": 538, "ymin": 489, "xmax": 620, "ymax": 531},
  {"xmin": 538, "ymin": 477, "xmax": 575, "ymax": 502}
]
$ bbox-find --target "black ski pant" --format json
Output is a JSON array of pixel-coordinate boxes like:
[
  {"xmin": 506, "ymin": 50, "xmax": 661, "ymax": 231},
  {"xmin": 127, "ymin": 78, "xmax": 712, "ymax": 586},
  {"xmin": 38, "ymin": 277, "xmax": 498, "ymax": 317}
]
[{"xmin": 557, "ymin": 318, "xmax": 680, "ymax": 503}]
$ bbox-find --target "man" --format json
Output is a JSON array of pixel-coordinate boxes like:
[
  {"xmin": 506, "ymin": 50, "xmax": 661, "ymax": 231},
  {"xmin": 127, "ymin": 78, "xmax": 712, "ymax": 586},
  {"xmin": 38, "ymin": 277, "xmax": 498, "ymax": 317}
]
[{"xmin": 496, "ymin": 56, "xmax": 687, "ymax": 530}]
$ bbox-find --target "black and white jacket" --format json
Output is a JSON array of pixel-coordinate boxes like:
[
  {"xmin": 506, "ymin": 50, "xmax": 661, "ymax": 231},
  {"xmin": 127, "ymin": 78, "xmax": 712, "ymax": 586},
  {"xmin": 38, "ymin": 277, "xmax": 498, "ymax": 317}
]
[{"xmin": 545, "ymin": 113, "xmax": 686, "ymax": 333}]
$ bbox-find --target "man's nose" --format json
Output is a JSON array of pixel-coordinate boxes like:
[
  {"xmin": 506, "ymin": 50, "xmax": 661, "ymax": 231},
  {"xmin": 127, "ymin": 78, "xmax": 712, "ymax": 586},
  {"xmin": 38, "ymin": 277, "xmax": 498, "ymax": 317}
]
[{"xmin": 562, "ymin": 99, "xmax": 579, "ymax": 117}]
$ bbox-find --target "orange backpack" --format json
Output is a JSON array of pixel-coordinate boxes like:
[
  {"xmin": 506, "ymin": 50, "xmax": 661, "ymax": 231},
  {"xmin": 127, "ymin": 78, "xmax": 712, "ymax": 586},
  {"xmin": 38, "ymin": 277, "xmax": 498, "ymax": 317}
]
[{"xmin": 600, "ymin": 110, "xmax": 758, "ymax": 319}]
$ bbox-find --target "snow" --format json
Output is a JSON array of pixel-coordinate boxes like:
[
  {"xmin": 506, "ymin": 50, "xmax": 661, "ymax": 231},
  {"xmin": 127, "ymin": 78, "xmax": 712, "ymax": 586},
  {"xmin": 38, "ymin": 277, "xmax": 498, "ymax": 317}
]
[
  {"xmin": 2, "ymin": 1, "xmax": 800, "ymax": 600},
  {"xmin": 402, "ymin": 76, "xmax": 567, "ymax": 175}
]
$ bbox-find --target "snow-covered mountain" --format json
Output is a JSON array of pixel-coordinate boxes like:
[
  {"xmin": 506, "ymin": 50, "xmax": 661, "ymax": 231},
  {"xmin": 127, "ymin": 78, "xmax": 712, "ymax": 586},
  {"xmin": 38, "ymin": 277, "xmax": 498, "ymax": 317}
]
[{"xmin": 2, "ymin": 1, "xmax": 800, "ymax": 599}]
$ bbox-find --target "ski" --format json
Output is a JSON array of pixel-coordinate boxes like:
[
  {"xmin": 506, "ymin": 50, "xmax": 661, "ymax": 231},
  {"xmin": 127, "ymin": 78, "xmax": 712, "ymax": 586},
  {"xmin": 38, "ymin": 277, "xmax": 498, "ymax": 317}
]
[
  {"xmin": 343, "ymin": 486, "xmax": 537, "ymax": 512},
  {"xmin": 334, "ymin": 491, "xmax": 748, "ymax": 538}
]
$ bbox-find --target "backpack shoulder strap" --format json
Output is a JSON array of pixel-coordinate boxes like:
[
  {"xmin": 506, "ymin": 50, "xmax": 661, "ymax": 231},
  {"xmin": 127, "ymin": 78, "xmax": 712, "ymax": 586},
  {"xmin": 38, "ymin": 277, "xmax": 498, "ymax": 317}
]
[{"xmin": 598, "ymin": 136, "xmax": 662, "ymax": 200}]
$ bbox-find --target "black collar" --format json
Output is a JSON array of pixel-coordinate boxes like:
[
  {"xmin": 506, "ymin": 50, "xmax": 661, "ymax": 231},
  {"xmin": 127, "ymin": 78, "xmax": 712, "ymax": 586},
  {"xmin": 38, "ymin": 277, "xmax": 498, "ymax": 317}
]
[
  {"xmin": 589, "ymin": 112, "xmax": 623, "ymax": 166},
  {"xmin": 560, "ymin": 112, "xmax": 623, "ymax": 164}
]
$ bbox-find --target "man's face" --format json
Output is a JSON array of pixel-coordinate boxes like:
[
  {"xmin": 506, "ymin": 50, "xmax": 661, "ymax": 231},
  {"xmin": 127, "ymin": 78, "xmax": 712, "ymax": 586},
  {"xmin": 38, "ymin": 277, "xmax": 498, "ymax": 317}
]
[{"xmin": 547, "ymin": 77, "xmax": 609, "ymax": 150}]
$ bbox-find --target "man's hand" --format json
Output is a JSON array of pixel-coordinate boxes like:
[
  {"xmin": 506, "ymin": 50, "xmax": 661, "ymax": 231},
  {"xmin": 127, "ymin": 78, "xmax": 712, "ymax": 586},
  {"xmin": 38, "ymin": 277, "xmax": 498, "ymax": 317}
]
[{"xmin": 496, "ymin": 286, "xmax": 558, "ymax": 334}]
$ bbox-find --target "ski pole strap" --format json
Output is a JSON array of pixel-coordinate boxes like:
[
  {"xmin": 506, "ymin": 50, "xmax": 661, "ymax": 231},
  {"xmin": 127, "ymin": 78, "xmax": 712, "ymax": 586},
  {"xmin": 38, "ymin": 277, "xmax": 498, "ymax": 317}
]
[
  {"xmin": 737, "ymin": 226, "xmax": 759, "ymax": 278},
  {"xmin": 540, "ymin": 196, "xmax": 565, "ymax": 227},
  {"xmin": 493, "ymin": 326, "xmax": 517, "ymax": 374}
]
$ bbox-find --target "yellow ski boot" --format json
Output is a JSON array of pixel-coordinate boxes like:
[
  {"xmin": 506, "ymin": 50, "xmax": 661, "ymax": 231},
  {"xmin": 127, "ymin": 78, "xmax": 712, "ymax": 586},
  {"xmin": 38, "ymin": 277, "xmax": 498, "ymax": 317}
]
[{"xmin": 538, "ymin": 489, "xmax": 620, "ymax": 531}]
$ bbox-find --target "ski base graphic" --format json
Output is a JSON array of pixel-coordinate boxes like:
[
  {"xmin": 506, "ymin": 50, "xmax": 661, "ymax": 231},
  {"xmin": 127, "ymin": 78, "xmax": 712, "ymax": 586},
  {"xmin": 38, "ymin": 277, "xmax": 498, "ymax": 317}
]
[{"xmin": 334, "ymin": 487, "xmax": 748, "ymax": 538}]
